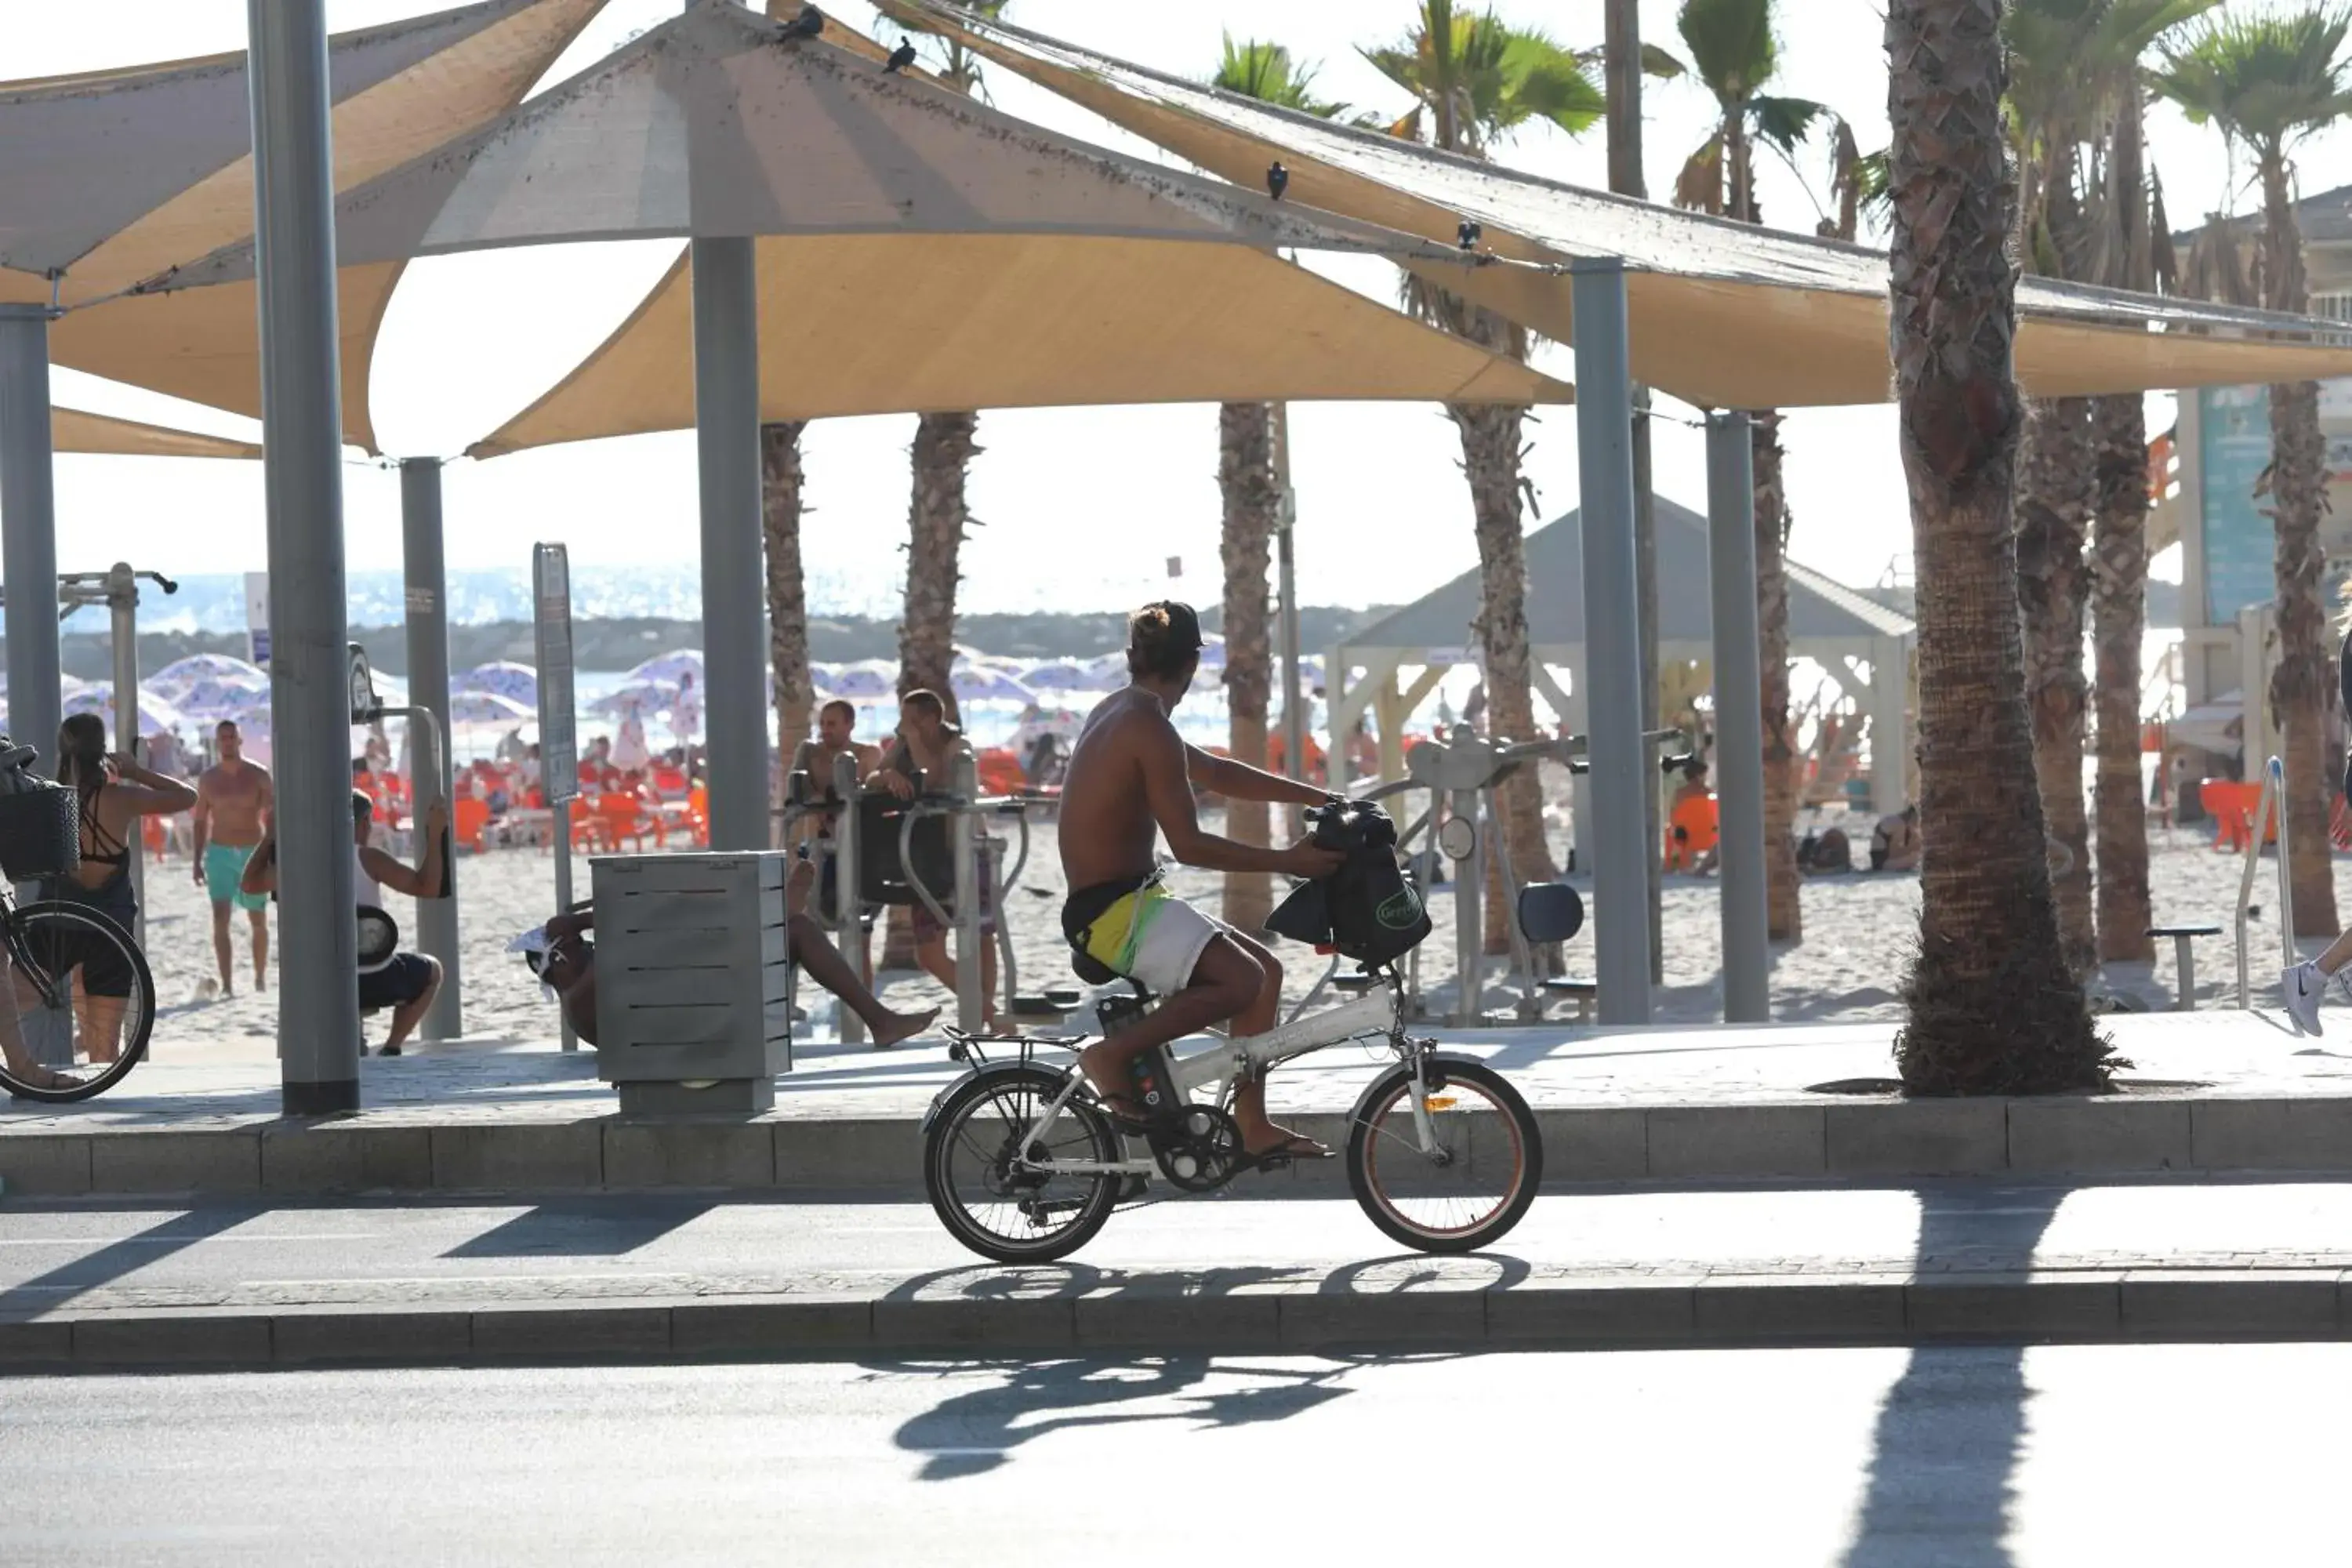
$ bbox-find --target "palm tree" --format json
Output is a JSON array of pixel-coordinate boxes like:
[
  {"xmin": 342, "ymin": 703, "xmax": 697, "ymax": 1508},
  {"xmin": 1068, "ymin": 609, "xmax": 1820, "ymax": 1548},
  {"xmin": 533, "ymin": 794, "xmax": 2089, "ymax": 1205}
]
[
  {"xmin": 1363, "ymin": 2, "xmax": 1602, "ymax": 953},
  {"xmin": 2083, "ymin": 3, "xmax": 2216, "ymax": 967},
  {"xmin": 762, "ymin": 420, "xmax": 815, "ymax": 779},
  {"xmin": 1669, "ymin": 0, "xmax": 1834, "ymax": 946},
  {"xmin": 894, "ymin": 2, "xmax": 1012, "ymax": 720},
  {"xmin": 2154, "ymin": 7, "xmax": 2352, "ymax": 942},
  {"xmin": 1208, "ymin": 37, "xmax": 1345, "ymax": 936},
  {"xmin": 1887, "ymin": 0, "xmax": 2110, "ymax": 1093}
]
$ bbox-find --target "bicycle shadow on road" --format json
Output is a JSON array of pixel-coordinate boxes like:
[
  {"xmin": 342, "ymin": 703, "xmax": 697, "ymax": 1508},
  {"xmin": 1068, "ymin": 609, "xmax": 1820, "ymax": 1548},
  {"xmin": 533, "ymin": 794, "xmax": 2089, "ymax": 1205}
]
[{"xmin": 865, "ymin": 1256, "xmax": 1500, "ymax": 1480}]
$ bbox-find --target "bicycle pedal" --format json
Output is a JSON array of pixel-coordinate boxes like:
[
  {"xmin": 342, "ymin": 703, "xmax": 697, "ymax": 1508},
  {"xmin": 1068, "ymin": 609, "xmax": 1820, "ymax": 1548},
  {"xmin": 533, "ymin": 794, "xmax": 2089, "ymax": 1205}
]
[{"xmin": 1118, "ymin": 1174, "xmax": 1150, "ymax": 1203}]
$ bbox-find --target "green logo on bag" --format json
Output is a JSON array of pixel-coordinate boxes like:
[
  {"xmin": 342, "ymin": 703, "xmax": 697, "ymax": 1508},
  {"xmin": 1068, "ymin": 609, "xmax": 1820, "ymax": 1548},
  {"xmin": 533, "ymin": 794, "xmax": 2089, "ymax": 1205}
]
[{"xmin": 1377, "ymin": 887, "xmax": 1424, "ymax": 929}]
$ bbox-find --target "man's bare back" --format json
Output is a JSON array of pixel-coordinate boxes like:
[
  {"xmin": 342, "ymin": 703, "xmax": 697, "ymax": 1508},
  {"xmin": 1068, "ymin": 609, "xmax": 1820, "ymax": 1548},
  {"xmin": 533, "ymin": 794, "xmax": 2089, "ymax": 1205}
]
[
  {"xmin": 195, "ymin": 760, "xmax": 270, "ymax": 847},
  {"xmin": 1058, "ymin": 689, "xmax": 1174, "ymax": 891}
]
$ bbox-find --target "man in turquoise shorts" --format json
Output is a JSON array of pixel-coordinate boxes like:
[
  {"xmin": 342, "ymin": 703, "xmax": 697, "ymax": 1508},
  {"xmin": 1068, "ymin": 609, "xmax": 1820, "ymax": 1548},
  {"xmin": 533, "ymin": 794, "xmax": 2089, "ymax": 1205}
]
[{"xmin": 191, "ymin": 719, "xmax": 272, "ymax": 997}]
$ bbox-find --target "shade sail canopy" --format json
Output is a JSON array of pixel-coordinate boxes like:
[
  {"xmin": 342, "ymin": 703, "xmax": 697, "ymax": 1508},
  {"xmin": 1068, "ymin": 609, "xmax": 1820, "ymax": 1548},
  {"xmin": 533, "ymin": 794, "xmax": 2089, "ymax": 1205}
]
[
  {"xmin": 1341, "ymin": 497, "xmax": 1913, "ymax": 663},
  {"xmin": 468, "ymin": 234, "xmax": 1570, "ymax": 456},
  {"xmin": 148, "ymin": 0, "xmax": 1492, "ymax": 291},
  {"xmin": 877, "ymin": 0, "xmax": 2352, "ymax": 408},
  {"xmin": 2, "ymin": 0, "xmax": 604, "ymax": 452},
  {"xmin": 52, "ymin": 407, "xmax": 262, "ymax": 461}
]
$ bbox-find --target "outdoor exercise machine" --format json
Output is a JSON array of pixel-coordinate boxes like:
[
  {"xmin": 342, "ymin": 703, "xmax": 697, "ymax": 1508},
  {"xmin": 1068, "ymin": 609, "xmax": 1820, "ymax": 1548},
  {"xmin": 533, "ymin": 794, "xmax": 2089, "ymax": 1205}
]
[
  {"xmin": 2232, "ymin": 753, "xmax": 2297, "ymax": 1011},
  {"xmin": 0, "ymin": 562, "xmax": 178, "ymax": 943},
  {"xmin": 1291, "ymin": 725, "xmax": 1693, "ymax": 1029}
]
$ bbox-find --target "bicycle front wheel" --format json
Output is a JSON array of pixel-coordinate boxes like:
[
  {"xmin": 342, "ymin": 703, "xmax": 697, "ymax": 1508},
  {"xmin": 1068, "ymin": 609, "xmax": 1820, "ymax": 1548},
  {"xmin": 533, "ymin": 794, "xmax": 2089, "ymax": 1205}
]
[
  {"xmin": 1346, "ymin": 1056, "xmax": 1541, "ymax": 1254},
  {"xmin": 0, "ymin": 900, "xmax": 155, "ymax": 1104}
]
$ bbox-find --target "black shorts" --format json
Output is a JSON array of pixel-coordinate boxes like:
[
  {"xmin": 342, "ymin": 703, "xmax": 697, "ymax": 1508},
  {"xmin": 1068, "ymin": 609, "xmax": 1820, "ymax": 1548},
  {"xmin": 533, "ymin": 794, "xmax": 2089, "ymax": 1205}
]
[
  {"xmin": 43, "ymin": 880, "xmax": 138, "ymax": 999},
  {"xmin": 358, "ymin": 953, "xmax": 435, "ymax": 1011}
]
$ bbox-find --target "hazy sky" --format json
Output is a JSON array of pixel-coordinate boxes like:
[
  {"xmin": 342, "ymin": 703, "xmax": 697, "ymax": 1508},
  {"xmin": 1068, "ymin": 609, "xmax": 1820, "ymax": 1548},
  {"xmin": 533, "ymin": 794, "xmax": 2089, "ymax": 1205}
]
[{"xmin": 26, "ymin": 0, "xmax": 2328, "ymax": 614}]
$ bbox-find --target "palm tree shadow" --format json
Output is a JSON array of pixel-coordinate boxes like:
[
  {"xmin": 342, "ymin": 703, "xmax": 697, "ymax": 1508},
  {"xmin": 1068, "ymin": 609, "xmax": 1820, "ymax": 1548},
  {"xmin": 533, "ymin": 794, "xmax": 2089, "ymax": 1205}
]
[{"xmin": 1839, "ymin": 1185, "xmax": 2069, "ymax": 1567}]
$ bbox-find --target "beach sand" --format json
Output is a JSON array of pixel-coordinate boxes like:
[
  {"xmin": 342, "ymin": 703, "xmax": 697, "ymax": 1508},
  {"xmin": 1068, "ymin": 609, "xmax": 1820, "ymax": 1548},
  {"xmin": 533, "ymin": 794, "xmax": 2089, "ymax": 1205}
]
[{"xmin": 122, "ymin": 802, "xmax": 2335, "ymax": 1053}]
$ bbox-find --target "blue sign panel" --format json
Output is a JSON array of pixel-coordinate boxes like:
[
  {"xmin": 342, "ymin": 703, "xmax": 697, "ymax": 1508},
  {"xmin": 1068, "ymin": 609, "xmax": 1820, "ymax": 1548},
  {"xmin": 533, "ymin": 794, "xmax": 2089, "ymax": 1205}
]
[{"xmin": 2200, "ymin": 385, "xmax": 2276, "ymax": 623}]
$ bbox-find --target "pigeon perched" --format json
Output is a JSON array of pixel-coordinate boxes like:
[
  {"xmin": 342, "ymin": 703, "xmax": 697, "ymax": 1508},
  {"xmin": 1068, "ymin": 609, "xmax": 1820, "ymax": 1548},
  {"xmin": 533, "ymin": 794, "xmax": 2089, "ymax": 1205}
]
[
  {"xmin": 1457, "ymin": 219, "xmax": 1483, "ymax": 251},
  {"xmin": 780, "ymin": 4, "xmax": 823, "ymax": 39},
  {"xmin": 884, "ymin": 38, "xmax": 917, "ymax": 72},
  {"xmin": 1266, "ymin": 161, "xmax": 1289, "ymax": 201}
]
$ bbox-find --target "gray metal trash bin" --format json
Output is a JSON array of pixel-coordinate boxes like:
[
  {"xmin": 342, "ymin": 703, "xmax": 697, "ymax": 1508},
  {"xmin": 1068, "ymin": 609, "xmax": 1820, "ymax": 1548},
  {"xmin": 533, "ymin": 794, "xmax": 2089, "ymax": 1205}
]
[{"xmin": 591, "ymin": 851, "xmax": 794, "ymax": 1113}]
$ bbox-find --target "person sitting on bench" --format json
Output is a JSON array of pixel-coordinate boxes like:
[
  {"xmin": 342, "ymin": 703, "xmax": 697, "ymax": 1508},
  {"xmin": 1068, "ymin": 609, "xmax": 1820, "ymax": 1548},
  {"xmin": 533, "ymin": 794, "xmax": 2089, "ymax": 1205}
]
[
  {"xmin": 530, "ymin": 901, "xmax": 938, "ymax": 1051},
  {"xmin": 1058, "ymin": 600, "xmax": 1343, "ymax": 1162}
]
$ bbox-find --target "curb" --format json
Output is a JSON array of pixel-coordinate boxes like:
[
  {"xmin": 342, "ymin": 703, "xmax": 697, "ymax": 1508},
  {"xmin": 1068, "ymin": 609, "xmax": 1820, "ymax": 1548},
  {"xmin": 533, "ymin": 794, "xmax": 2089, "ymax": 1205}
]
[
  {"xmin": 11, "ymin": 1091, "xmax": 2352, "ymax": 1200},
  {"xmin": 4, "ymin": 1269, "xmax": 2347, "ymax": 1373}
]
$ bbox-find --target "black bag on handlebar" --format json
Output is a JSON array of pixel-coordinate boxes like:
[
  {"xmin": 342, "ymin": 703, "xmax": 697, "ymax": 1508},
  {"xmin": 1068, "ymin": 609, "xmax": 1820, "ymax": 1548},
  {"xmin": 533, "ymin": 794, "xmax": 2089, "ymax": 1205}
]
[
  {"xmin": 1265, "ymin": 799, "xmax": 1430, "ymax": 968},
  {"xmin": 0, "ymin": 736, "xmax": 78, "ymax": 881}
]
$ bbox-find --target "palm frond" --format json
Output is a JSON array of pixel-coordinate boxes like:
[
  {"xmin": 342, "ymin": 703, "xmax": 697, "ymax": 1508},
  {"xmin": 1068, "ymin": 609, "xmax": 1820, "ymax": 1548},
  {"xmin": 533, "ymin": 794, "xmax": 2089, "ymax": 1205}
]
[
  {"xmin": 1675, "ymin": 135, "xmax": 1726, "ymax": 212},
  {"xmin": 1748, "ymin": 93, "xmax": 1826, "ymax": 154},
  {"xmin": 1212, "ymin": 34, "xmax": 1348, "ymax": 118},
  {"xmin": 1677, "ymin": 0, "xmax": 1779, "ymax": 104},
  {"xmin": 2153, "ymin": 5, "xmax": 2352, "ymax": 158}
]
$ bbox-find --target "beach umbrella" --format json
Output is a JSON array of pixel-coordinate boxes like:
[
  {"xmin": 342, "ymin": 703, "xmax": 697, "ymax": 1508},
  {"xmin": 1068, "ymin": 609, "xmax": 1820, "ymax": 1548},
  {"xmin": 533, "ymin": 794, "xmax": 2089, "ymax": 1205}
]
[
  {"xmin": 951, "ymin": 665, "xmax": 1039, "ymax": 706},
  {"xmin": 1196, "ymin": 633, "xmax": 1226, "ymax": 670},
  {"xmin": 63, "ymin": 685, "xmax": 188, "ymax": 735},
  {"xmin": 826, "ymin": 662, "xmax": 898, "ymax": 699},
  {"xmin": 626, "ymin": 648, "xmax": 704, "ymax": 686},
  {"xmin": 458, "ymin": 660, "xmax": 539, "ymax": 706},
  {"xmin": 1080, "ymin": 651, "xmax": 1131, "ymax": 687},
  {"xmin": 590, "ymin": 678, "xmax": 678, "ymax": 717},
  {"xmin": 1024, "ymin": 659, "xmax": 1094, "ymax": 691},
  {"xmin": 447, "ymin": 690, "xmax": 536, "ymax": 728},
  {"xmin": 167, "ymin": 675, "xmax": 272, "ymax": 720},
  {"xmin": 148, "ymin": 652, "xmax": 267, "ymax": 695}
]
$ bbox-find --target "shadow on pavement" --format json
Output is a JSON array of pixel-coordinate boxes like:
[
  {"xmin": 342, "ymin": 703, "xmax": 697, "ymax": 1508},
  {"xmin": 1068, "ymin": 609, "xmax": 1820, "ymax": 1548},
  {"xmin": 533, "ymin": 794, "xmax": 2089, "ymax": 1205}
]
[
  {"xmin": 0, "ymin": 1203, "xmax": 256, "ymax": 1319},
  {"xmin": 1840, "ymin": 1185, "xmax": 2069, "ymax": 1567},
  {"xmin": 869, "ymin": 1258, "xmax": 1490, "ymax": 1479},
  {"xmin": 441, "ymin": 1196, "xmax": 717, "ymax": 1258}
]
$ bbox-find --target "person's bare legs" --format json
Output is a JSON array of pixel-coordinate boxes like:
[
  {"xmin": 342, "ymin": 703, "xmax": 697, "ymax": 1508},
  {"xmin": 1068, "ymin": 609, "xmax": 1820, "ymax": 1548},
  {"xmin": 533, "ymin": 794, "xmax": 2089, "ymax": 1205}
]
[
  {"xmin": 209, "ymin": 899, "xmax": 234, "ymax": 995},
  {"xmin": 380, "ymin": 957, "xmax": 443, "ymax": 1053},
  {"xmin": 2314, "ymin": 927, "xmax": 2352, "ymax": 978},
  {"xmin": 787, "ymin": 913, "xmax": 937, "ymax": 1046},
  {"xmin": 1077, "ymin": 935, "xmax": 1261, "ymax": 1122},
  {"xmin": 79, "ymin": 993, "xmax": 126, "ymax": 1065},
  {"xmin": 0, "ymin": 949, "xmax": 78, "ymax": 1090},
  {"xmin": 249, "ymin": 907, "xmax": 268, "ymax": 991},
  {"xmin": 1215, "ymin": 929, "xmax": 1312, "ymax": 1157}
]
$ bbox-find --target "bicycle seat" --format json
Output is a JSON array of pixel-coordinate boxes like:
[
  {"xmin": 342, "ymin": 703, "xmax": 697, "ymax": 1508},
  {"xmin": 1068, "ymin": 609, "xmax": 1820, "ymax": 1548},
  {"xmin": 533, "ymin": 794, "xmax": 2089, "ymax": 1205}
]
[{"xmin": 1069, "ymin": 946, "xmax": 1152, "ymax": 1001}]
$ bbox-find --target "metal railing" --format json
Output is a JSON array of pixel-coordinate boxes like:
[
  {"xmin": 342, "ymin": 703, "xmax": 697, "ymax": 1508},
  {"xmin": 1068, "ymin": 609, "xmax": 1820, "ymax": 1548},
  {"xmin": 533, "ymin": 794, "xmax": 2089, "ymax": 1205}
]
[{"xmin": 2234, "ymin": 753, "xmax": 2297, "ymax": 1009}]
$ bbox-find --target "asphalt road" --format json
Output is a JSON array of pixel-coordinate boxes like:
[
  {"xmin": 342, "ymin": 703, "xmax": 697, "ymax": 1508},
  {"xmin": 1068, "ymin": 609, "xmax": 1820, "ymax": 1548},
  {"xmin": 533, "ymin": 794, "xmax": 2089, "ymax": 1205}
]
[
  {"xmin": 3, "ymin": 1180, "xmax": 2350, "ymax": 1317},
  {"xmin": 4, "ymin": 1343, "xmax": 2344, "ymax": 1565}
]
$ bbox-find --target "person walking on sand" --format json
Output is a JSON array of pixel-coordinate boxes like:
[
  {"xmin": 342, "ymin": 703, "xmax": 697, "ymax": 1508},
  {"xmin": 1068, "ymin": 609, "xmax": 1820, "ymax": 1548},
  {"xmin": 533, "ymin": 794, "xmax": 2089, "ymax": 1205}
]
[{"xmin": 191, "ymin": 718, "xmax": 273, "ymax": 997}]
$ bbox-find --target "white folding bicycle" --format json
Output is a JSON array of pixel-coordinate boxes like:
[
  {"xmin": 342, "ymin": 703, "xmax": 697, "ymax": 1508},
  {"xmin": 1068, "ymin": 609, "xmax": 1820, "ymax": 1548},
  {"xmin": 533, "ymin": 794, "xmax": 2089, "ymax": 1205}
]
[{"xmin": 920, "ymin": 966, "xmax": 1543, "ymax": 1263}]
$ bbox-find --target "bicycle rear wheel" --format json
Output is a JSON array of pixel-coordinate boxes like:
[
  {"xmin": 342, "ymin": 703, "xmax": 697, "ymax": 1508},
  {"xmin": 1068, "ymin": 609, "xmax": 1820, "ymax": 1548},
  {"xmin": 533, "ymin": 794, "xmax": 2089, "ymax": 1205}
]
[
  {"xmin": 1346, "ymin": 1057, "xmax": 1541, "ymax": 1254},
  {"xmin": 924, "ymin": 1066, "xmax": 1122, "ymax": 1263},
  {"xmin": 0, "ymin": 900, "xmax": 155, "ymax": 1104}
]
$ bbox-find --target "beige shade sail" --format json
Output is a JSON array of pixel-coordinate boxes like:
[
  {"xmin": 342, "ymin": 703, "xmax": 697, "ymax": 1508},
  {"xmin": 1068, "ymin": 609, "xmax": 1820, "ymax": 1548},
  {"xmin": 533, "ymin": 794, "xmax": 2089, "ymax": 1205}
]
[
  {"xmin": 53, "ymin": 408, "xmax": 262, "ymax": 461},
  {"xmin": 151, "ymin": 0, "xmax": 1494, "ymax": 291},
  {"xmin": 877, "ymin": 0, "xmax": 2352, "ymax": 408},
  {"xmin": 5, "ymin": 0, "xmax": 604, "ymax": 452},
  {"xmin": 468, "ymin": 233, "xmax": 1572, "ymax": 457}
]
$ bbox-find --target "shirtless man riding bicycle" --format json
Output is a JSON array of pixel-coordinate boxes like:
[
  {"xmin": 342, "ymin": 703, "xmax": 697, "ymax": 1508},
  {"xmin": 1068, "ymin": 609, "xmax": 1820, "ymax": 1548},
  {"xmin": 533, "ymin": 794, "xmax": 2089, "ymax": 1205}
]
[{"xmin": 1059, "ymin": 601, "xmax": 1342, "ymax": 1162}]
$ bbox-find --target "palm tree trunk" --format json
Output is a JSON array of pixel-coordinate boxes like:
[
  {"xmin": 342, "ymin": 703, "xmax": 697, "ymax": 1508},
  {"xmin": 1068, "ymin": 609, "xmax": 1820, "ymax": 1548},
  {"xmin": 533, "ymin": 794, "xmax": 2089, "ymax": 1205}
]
[
  {"xmin": 1886, "ymin": 0, "xmax": 2106, "ymax": 1094},
  {"xmin": 761, "ymin": 421, "xmax": 815, "ymax": 778},
  {"xmin": 2091, "ymin": 391, "xmax": 2154, "ymax": 964},
  {"xmin": 2015, "ymin": 394, "xmax": 2096, "ymax": 975},
  {"xmin": 1753, "ymin": 411, "xmax": 1802, "ymax": 942},
  {"xmin": 1451, "ymin": 396, "xmax": 1559, "ymax": 956},
  {"xmin": 901, "ymin": 410, "xmax": 981, "ymax": 722},
  {"xmin": 1218, "ymin": 401, "xmax": 1279, "ymax": 935},
  {"xmin": 2259, "ymin": 160, "xmax": 2339, "ymax": 940}
]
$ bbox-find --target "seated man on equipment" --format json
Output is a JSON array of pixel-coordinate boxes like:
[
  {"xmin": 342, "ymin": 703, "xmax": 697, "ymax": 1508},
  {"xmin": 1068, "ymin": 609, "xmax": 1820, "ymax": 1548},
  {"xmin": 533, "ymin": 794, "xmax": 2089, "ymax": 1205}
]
[
  {"xmin": 240, "ymin": 790, "xmax": 449, "ymax": 1055},
  {"xmin": 1061, "ymin": 601, "xmax": 1344, "ymax": 1162},
  {"xmin": 528, "ymin": 900, "xmax": 937, "ymax": 1051}
]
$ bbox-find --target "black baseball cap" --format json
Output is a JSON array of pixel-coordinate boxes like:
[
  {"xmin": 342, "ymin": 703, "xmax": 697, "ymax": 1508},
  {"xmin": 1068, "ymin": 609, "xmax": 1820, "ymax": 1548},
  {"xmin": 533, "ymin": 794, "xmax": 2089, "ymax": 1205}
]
[{"xmin": 1137, "ymin": 600, "xmax": 1204, "ymax": 652}]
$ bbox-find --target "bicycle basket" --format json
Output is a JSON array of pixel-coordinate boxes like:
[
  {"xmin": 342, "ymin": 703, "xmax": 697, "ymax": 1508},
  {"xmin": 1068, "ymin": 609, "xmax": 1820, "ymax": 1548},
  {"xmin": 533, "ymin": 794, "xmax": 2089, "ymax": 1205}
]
[{"xmin": 0, "ymin": 780, "xmax": 80, "ymax": 881}]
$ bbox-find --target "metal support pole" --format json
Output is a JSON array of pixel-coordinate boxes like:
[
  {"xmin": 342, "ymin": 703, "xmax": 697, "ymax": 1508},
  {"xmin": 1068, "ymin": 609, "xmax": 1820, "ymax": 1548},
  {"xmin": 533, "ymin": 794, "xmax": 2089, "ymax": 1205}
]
[
  {"xmin": 690, "ymin": 235, "xmax": 766, "ymax": 853},
  {"xmin": 105, "ymin": 564, "xmax": 146, "ymax": 944},
  {"xmin": 553, "ymin": 799, "xmax": 576, "ymax": 1051},
  {"xmin": 830, "ymin": 750, "xmax": 866, "ymax": 1046},
  {"xmin": 0, "ymin": 305, "xmax": 60, "ymax": 771},
  {"xmin": 1570, "ymin": 259, "xmax": 1653, "ymax": 1025},
  {"xmin": 1707, "ymin": 412, "xmax": 1770, "ymax": 1023},
  {"xmin": 951, "ymin": 750, "xmax": 982, "ymax": 1032},
  {"xmin": 401, "ymin": 459, "xmax": 460, "ymax": 1041},
  {"xmin": 1274, "ymin": 403, "xmax": 1306, "ymax": 837},
  {"xmin": 249, "ymin": 0, "xmax": 359, "ymax": 1113},
  {"xmin": 1452, "ymin": 776, "xmax": 1483, "ymax": 1027}
]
